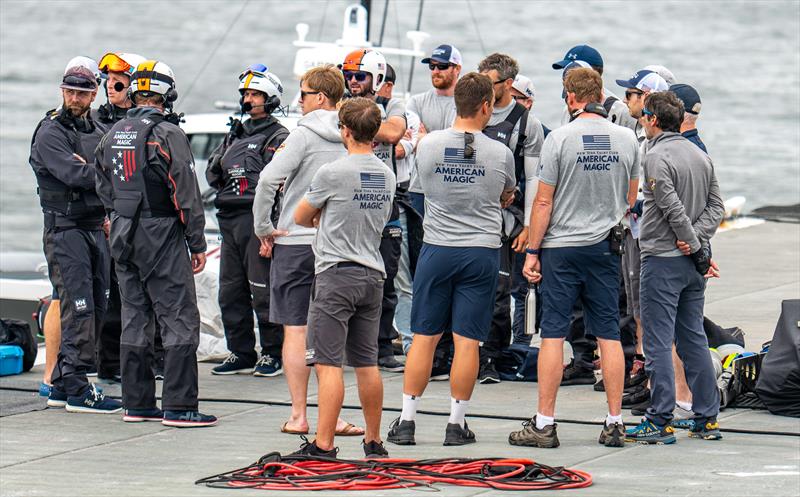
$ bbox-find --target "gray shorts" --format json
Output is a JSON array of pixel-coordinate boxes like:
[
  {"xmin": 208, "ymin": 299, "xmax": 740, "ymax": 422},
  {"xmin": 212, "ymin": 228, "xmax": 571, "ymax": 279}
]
[
  {"xmin": 622, "ymin": 231, "xmax": 641, "ymax": 319},
  {"xmin": 269, "ymin": 244, "xmax": 315, "ymax": 326},
  {"xmin": 305, "ymin": 264, "xmax": 384, "ymax": 367}
]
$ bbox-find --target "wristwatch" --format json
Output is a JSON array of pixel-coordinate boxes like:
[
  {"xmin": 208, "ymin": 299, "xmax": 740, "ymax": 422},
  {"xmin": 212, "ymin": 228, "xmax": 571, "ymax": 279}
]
[{"xmin": 525, "ymin": 248, "xmax": 540, "ymax": 255}]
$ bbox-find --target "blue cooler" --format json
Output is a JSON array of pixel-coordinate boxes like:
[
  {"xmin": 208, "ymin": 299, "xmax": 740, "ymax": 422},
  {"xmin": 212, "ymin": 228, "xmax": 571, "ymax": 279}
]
[{"xmin": 0, "ymin": 345, "xmax": 24, "ymax": 376}]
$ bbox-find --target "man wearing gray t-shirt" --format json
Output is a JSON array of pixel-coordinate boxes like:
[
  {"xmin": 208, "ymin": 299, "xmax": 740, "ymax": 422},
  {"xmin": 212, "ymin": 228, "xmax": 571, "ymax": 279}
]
[
  {"xmin": 387, "ymin": 73, "xmax": 516, "ymax": 447},
  {"xmin": 509, "ymin": 68, "xmax": 639, "ymax": 449},
  {"xmin": 292, "ymin": 98, "xmax": 396, "ymax": 459}
]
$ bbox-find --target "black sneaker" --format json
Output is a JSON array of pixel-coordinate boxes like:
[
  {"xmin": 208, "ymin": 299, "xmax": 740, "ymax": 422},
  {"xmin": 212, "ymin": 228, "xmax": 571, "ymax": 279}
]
[
  {"xmin": 123, "ymin": 407, "xmax": 164, "ymax": 422},
  {"xmin": 478, "ymin": 359, "xmax": 501, "ymax": 384},
  {"xmin": 560, "ymin": 361, "xmax": 595, "ymax": 386},
  {"xmin": 630, "ymin": 399, "xmax": 651, "ymax": 416},
  {"xmin": 386, "ymin": 417, "xmax": 416, "ymax": 445},
  {"xmin": 211, "ymin": 353, "xmax": 255, "ymax": 375},
  {"xmin": 595, "ymin": 376, "xmax": 633, "ymax": 392},
  {"xmin": 363, "ymin": 439, "xmax": 389, "ymax": 459},
  {"xmin": 430, "ymin": 364, "xmax": 450, "ymax": 381},
  {"xmin": 508, "ymin": 416, "xmax": 559, "ymax": 448},
  {"xmin": 154, "ymin": 367, "xmax": 164, "ymax": 381},
  {"xmin": 598, "ymin": 422, "xmax": 626, "ymax": 447},
  {"xmin": 98, "ymin": 369, "xmax": 121, "ymax": 383},
  {"xmin": 628, "ymin": 369, "xmax": 648, "ymax": 388},
  {"xmin": 444, "ymin": 421, "xmax": 476, "ymax": 446},
  {"xmin": 65, "ymin": 385, "xmax": 123, "ymax": 414},
  {"xmin": 253, "ymin": 355, "xmax": 283, "ymax": 377},
  {"xmin": 378, "ymin": 355, "xmax": 405, "ymax": 373},
  {"xmin": 292, "ymin": 436, "xmax": 338, "ymax": 458},
  {"xmin": 162, "ymin": 410, "xmax": 217, "ymax": 427},
  {"xmin": 622, "ymin": 384, "xmax": 650, "ymax": 408}
]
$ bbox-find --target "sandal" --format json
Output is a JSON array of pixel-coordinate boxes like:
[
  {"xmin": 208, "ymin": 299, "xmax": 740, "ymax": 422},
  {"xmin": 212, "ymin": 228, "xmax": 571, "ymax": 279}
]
[
  {"xmin": 335, "ymin": 422, "xmax": 365, "ymax": 437},
  {"xmin": 280, "ymin": 421, "xmax": 309, "ymax": 435}
]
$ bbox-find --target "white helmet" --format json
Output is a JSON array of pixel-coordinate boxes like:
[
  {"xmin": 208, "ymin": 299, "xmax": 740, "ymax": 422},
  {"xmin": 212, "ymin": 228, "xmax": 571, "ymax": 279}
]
[
  {"xmin": 98, "ymin": 52, "xmax": 147, "ymax": 77},
  {"xmin": 65, "ymin": 56, "xmax": 101, "ymax": 84},
  {"xmin": 341, "ymin": 49, "xmax": 387, "ymax": 92},
  {"xmin": 238, "ymin": 63, "xmax": 283, "ymax": 102},
  {"xmin": 130, "ymin": 60, "xmax": 177, "ymax": 103}
]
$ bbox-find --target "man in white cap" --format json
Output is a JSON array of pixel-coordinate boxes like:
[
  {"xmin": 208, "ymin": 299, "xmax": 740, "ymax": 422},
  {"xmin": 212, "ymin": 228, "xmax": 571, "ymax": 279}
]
[{"xmin": 510, "ymin": 75, "xmax": 535, "ymax": 111}]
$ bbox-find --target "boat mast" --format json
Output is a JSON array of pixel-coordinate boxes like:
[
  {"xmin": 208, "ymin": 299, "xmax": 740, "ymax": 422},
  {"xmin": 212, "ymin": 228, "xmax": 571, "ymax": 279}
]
[{"xmin": 361, "ymin": 0, "xmax": 372, "ymax": 41}]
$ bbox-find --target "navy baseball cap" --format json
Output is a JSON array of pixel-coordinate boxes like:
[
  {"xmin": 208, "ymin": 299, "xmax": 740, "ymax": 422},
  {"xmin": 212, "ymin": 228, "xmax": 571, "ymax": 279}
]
[
  {"xmin": 552, "ymin": 45, "xmax": 603, "ymax": 70},
  {"xmin": 421, "ymin": 44, "xmax": 462, "ymax": 65},
  {"xmin": 670, "ymin": 83, "xmax": 702, "ymax": 114},
  {"xmin": 615, "ymin": 70, "xmax": 669, "ymax": 92}
]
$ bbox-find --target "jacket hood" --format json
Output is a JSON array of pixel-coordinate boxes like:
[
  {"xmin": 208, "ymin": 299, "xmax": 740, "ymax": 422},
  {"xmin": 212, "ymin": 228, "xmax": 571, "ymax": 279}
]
[
  {"xmin": 645, "ymin": 131, "xmax": 682, "ymax": 152},
  {"xmin": 297, "ymin": 109, "xmax": 342, "ymax": 143},
  {"xmin": 126, "ymin": 106, "xmax": 162, "ymax": 119}
]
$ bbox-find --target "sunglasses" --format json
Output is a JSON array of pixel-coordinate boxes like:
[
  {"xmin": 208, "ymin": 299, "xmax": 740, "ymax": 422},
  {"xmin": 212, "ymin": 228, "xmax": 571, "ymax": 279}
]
[
  {"xmin": 428, "ymin": 62, "xmax": 452, "ymax": 71},
  {"xmin": 641, "ymin": 108, "xmax": 654, "ymax": 117},
  {"xmin": 625, "ymin": 89, "xmax": 644, "ymax": 100},
  {"xmin": 464, "ymin": 132, "xmax": 475, "ymax": 159},
  {"xmin": 300, "ymin": 90, "xmax": 321, "ymax": 101},
  {"xmin": 492, "ymin": 78, "xmax": 510, "ymax": 86},
  {"xmin": 62, "ymin": 76, "xmax": 95, "ymax": 89},
  {"xmin": 513, "ymin": 95, "xmax": 530, "ymax": 102},
  {"xmin": 343, "ymin": 71, "xmax": 369, "ymax": 82}
]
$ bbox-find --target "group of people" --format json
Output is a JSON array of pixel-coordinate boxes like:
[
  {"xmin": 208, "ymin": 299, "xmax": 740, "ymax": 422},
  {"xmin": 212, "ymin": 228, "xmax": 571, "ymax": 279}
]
[{"xmin": 30, "ymin": 41, "xmax": 725, "ymax": 457}]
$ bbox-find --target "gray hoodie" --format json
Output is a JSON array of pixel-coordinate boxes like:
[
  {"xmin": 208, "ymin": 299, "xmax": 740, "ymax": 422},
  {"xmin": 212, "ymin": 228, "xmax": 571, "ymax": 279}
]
[
  {"xmin": 639, "ymin": 131, "xmax": 724, "ymax": 257},
  {"xmin": 253, "ymin": 109, "xmax": 345, "ymax": 245}
]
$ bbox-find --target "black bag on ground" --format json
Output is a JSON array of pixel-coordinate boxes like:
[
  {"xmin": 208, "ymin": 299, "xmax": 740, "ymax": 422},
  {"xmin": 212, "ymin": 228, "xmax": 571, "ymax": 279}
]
[
  {"xmin": 754, "ymin": 299, "xmax": 800, "ymax": 417},
  {"xmin": 0, "ymin": 319, "xmax": 38, "ymax": 372}
]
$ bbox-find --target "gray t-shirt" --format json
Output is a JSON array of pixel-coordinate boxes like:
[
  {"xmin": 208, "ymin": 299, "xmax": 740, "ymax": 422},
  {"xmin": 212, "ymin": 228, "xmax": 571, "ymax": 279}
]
[
  {"xmin": 373, "ymin": 97, "xmax": 406, "ymax": 171},
  {"xmin": 305, "ymin": 154, "xmax": 396, "ymax": 275},
  {"xmin": 539, "ymin": 117, "xmax": 640, "ymax": 248},
  {"xmin": 413, "ymin": 128, "xmax": 515, "ymax": 248},
  {"xmin": 406, "ymin": 89, "xmax": 456, "ymax": 132}
]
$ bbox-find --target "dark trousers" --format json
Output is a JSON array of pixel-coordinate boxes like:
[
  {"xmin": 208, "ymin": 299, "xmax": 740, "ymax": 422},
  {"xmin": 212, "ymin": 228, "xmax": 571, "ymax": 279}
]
[
  {"xmin": 218, "ymin": 212, "xmax": 283, "ymax": 363},
  {"xmin": 378, "ymin": 234, "xmax": 401, "ymax": 358},
  {"xmin": 481, "ymin": 238, "xmax": 514, "ymax": 361},
  {"xmin": 115, "ymin": 218, "xmax": 200, "ymax": 411},
  {"xmin": 44, "ymin": 227, "xmax": 109, "ymax": 396},
  {"xmin": 641, "ymin": 255, "xmax": 719, "ymax": 425}
]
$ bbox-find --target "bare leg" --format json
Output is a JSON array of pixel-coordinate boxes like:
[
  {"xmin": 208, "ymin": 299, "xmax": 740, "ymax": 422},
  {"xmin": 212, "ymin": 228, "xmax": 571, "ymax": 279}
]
[
  {"xmin": 313, "ymin": 364, "xmax": 343, "ymax": 451},
  {"xmin": 537, "ymin": 338, "xmax": 565, "ymax": 417},
  {"xmin": 283, "ymin": 325, "xmax": 311, "ymax": 432},
  {"xmin": 402, "ymin": 333, "xmax": 440, "ymax": 396},
  {"xmin": 673, "ymin": 346, "xmax": 693, "ymax": 405},
  {"xmin": 450, "ymin": 334, "xmax": 480, "ymax": 400},
  {"xmin": 43, "ymin": 300, "xmax": 61, "ymax": 385},
  {"xmin": 354, "ymin": 366, "xmax": 384, "ymax": 443},
  {"xmin": 634, "ymin": 317, "xmax": 643, "ymax": 356},
  {"xmin": 598, "ymin": 338, "xmax": 624, "ymax": 416}
]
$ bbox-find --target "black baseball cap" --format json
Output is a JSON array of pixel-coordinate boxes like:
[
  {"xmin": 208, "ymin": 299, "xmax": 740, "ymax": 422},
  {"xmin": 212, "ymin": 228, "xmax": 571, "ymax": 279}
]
[{"xmin": 670, "ymin": 83, "xmax": 702, "ymax": 114}]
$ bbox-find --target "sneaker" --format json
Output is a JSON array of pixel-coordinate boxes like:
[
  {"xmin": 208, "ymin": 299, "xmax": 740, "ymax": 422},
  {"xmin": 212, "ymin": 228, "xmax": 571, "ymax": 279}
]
[
  {"xmin": 86, "ymin": 366, "xmax": 98, "ymax": 377},
  {"xmin": 560, "ymin": 361, "xmax": 595, "ymax": 386},
  {"xmin": 378, "ymin": 355, "xmax": 405, "ymax": 373},
  {"xmin": 630, "ymin": 399, "xmax": 651, "ymax": 416},
  {"xmin": 689, "ymin": 418, "xmax": 723, "ymax": 440},
  {"xmin": 211, "ymin": 353, "xmax": 254, "ymax": 375},
  {"xmin": 672, "ymin": 405, "xmax": 696, "ymax": 430},
  {"xmin": 154, "ymin": 366, "xmax": 164, "ymax": 381},
  {"xmin": 162, "ymin": 410, "xmax": 218, "ymax": 428},
  {"xmin": 253, "ymin": 355, "xmax": 283, "ymax": 377},
  {"xmin": 98, "ymin": 369, "xmax": 121, "ymax": 383},
  {"xmin": 625, "ymin": 418, "xmax": 676, "ymax": 444},
  {"xmin": 363, "ymin": 439, "xmax": 389, "ymax": 459},
  {"xmin": 39, "ymin": 382, "xmax": 53, "ymax": 397},
  {"xmin": 598, "ymin": 422, "xmax": 626, "ymax": 447},
  {"xmin": 65, "ymin": 385, "xmax": 123, "ymax": 414},
  {"xmin": 386, "ymin": 417, "xmax": 416, "ymax": 445},
  {"xmin": 628, "ymin": 369, "xmax": 648, "ymax": 388},
  {"xmin": 47, "ymin": 387, "xmax": 68, "ymax": 408},
  {"xmin": 123, "ymin": 407, "xmax": 164, "ymax": 422},
  {"xmin": 622, "ymin": 384, "xmax": 650, "ymax": 408},
  {"xmin": 444, "ymin": 421, "xmax": 476, "ymax": 446},
  {"xmin": 292, "ymin": 436, "xmax": 338, "ymax": 458},
  {"xmin": 430, "ymin": 364, "xmax": 450, "ymax": 382},
  {"xmin": 508, "ymin": 416, "xmax": 560, "ymax": 448},
  {"xmin": 478, "ymin": 359, "xmax": 501, "ymax": 384},
  {"xmin": 595, "ymin": 375, "xmax": 634, "ymax": 392}
]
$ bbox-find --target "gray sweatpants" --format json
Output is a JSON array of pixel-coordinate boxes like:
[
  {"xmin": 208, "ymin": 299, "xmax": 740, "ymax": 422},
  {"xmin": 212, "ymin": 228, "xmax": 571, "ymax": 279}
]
[{"xmin": 640, "ymin": 255, "xmax": 719, "ymax": 426}]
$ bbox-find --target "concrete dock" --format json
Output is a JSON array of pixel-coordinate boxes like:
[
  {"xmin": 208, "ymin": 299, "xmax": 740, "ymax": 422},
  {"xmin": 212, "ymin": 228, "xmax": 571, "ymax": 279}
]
[{"xmin": 1, "ymin": 221, "xmax": 799, "ymax": 496}]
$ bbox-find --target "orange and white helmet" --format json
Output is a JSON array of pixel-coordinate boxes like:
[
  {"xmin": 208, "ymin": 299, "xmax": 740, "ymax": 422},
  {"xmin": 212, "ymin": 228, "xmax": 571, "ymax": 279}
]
[
  {"xmin": 341, "ymin": 49, "xmax": 386, "ymax": 93},
  {"xmin": 98, "ymin": 52, "xmax": 147, "ymax": 77}
]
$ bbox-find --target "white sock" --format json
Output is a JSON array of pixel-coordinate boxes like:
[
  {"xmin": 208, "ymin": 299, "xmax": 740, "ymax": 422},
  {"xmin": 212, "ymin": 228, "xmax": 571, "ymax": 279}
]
[
  {"xmin": 535, "ymin": 413, "xmax": 554, "ymax": 430},
  {"xmin": 606, "ymin": 413, "xmax": 623, "ymax": 426},
  {"xmin": 400, "ymin": 393, "xmax": 420, "ymax": 422},
  {"xmin": 448, "ymin": 397, "xmax": 469, "ymax": 428},
  {"xmin": 676, "ymin": 400, "xmax": 692, "ymax": 412}
]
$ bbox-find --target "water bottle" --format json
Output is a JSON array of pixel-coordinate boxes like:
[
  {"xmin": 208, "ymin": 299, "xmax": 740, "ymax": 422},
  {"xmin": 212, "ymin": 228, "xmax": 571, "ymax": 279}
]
[{"xmin": 525, "ymin": 283, "xmax": 541, "ymax": 348}]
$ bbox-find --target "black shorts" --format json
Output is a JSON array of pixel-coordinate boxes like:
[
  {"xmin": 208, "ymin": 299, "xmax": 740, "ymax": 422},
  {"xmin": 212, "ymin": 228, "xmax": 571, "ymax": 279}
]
[
  {"xmin": 305, "ymin": 264, "xmax": 384, "ymax": 367},
  {"xmin": 269, "ymin": 244, "xmax": 315, "ymax": 326}
]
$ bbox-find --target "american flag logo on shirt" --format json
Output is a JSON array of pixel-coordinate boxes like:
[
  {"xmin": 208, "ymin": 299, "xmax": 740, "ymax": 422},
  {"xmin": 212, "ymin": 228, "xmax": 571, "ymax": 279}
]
[
  {"xmin": 360, "ymin": 172, "xmax": 385, "ymax": 189},
  {"xmin": 582, "ymin": 135, "xmax": 611, "ymax": 151},
  {"xmin": 443, "ymin": 147, "xmax": 475, "ymax": 165},
  {"xmin": 111, "ymin": 149, "xmax": 136, "ymax": 182}
]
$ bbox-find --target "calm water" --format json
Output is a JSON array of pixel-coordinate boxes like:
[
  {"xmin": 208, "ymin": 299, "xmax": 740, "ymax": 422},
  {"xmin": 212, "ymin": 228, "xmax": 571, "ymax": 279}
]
[{"xmin": 1, "ymin": 0, "xmax": 798, "ymax": 251}]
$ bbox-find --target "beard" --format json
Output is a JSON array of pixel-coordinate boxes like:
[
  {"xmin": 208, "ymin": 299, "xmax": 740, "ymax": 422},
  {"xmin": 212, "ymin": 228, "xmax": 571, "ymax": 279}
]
[
  {"xmin": 431, "ymin": 71, "xmax": 455, "ymax": 90},
  {"xmin": 63, "ymin": 98, "xmax": 90, "ymax": 118}
]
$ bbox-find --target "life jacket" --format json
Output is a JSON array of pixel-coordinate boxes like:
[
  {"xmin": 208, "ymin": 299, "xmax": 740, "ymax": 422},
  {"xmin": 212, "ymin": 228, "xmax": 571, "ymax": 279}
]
[
  {"xmin": 374, "ymin": 96, "xmax": 401, "ymax": 235},
  {"xmin": 32, "ymin": 109, "xmax": 105, "ymax": 226},
  {"xmin": 93, "ymin": 103, "xmax": 129, "ymax": 129},
  {"xmin": 213, "ymin": 117, "xmax": 286, "ymax": 211},
  {"xmin": 483, "ymin": 102, "xmax": 528, "ymax": 188}
]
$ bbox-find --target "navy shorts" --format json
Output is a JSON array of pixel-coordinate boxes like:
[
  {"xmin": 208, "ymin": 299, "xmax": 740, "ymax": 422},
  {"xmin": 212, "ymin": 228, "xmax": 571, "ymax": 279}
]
[
  {"xmin": 410, "ymin": 243, "xmax": 499, "ymax": 341},
  {"xmin": 540, "ymin": 240, "xmax": 620, "ymax": 340}
]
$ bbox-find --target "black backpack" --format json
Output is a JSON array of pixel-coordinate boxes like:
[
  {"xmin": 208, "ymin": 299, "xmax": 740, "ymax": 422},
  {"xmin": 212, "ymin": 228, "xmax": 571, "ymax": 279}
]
[{"xmin": 0, "ymin": 319, "xmax": 38, "ymax": 372}]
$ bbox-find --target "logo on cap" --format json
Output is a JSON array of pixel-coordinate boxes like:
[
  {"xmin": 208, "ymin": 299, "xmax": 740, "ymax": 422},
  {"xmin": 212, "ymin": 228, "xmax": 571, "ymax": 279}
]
[{"xmin": 568, "ymin": 53, "xmax": 578, "ymax": 60}]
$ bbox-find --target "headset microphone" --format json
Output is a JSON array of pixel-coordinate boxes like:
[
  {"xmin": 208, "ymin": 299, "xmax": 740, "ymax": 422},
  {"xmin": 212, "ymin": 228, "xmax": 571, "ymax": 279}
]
[{"xmin": 241, "ymin": 101, "xmax": 254, "ymax": 113}]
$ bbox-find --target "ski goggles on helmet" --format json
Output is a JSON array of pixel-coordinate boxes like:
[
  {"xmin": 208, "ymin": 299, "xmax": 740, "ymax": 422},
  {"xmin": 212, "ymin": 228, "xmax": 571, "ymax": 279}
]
[
  {"xmin": 99, "ymin": 53, "xmax": 133, "ymax": 75},
  {"xmin": 343, "ymin": 71, "xmax": 369, "ymax": 82},
  {"xmin": 239, "ymin": 63, "xmax": 269, "ymax": 81}
]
